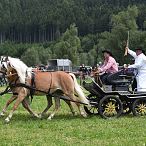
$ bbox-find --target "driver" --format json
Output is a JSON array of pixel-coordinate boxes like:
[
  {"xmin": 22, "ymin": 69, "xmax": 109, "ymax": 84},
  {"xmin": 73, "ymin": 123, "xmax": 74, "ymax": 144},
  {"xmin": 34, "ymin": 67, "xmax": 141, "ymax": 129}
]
[
  {"xmin": 125, "ymin": 47, "xmax": 146, "ymax": 91},
  {"xmin": 98, "ymin": 50, "xmax": 118, "ymax": 84}
]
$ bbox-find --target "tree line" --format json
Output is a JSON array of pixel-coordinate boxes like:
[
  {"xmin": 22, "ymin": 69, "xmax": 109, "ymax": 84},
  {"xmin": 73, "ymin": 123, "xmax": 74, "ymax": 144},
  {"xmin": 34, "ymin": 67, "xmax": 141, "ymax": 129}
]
[
  {"xmin": 0, "ymin": 1, "xmax": 146, "ymax": 66},
  {"xmin": 0, "ymin": 0, "xmax": 146, "ymax": 43}
]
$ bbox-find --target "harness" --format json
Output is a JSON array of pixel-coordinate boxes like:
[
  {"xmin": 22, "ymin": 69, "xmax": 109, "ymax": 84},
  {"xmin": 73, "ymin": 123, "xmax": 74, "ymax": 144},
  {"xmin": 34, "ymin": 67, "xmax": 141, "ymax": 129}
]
[
  {"xmin": 26, "ymin": 71, "xmax": 53, "ymax": 101},
  {"xmin": 0, "ymin": 61, "xmax": 89, "ymax": 105},
  {"xmin": 29, "ymin": 72, "xmax": 35, "ymax": 101},
  {"xmin": 0, "ymin": 74, "xmax": 19, "ymax": 96},
  {"xmin": 48, "ymin": 72, "xmax": 52, "ymax": 94}
]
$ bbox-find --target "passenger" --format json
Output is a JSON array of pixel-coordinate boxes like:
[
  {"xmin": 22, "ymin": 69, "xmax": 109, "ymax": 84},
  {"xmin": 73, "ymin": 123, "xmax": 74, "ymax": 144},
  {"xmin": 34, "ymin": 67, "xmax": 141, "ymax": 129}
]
[
  {"xmin": 79, "ymin": 64, "xmax": 88, "ymax": 80},
  {"xmin": 98, "ymin": 50, "xmax": 118, "ymax": 84},
  {"xmin": 125, "ymin": 46, "xmax": 146, "ymax": 91}
]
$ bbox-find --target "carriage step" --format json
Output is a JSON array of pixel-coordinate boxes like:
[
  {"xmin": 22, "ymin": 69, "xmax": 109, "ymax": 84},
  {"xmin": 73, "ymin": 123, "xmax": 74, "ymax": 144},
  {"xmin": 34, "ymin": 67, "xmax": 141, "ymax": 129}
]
[{"xmin": 118, "ymin": 91, "xmax": 131, "ymax": 95}]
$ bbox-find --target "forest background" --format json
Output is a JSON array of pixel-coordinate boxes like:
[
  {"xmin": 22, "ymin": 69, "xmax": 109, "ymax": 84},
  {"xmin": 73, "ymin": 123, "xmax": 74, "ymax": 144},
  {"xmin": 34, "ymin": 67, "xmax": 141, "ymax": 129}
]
[{"xmin": 0, "ymin": 0, "xmax": 146, "ymax": 67}]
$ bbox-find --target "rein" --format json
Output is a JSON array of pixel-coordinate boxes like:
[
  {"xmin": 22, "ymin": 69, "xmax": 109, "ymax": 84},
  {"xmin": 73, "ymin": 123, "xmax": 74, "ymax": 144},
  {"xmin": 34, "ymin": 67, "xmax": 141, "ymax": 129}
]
[
  {"xmin": 0, "ymin": 68, "xmax": 88, "ymax": 105},
  {"xmin": 9, "ymin": 83, "xmax": 49, "ymax": 95},
  {"xmin": 91, "ymin": 69, "xmax": 103, "ymax": 87},
  {"xmin": 8, "ymin": 82, "xmax": 87, "ymax": 105},
  {"xmin": 9, "ymin": 71, "xmax": 53, "ymax": 96},
  {"xmin": 0, "ymin": 85, "xmax": 11, "ymax": 96},
  {"xmin": 0, "ymin": 70, "xmax": 6, "ymax": 74}
]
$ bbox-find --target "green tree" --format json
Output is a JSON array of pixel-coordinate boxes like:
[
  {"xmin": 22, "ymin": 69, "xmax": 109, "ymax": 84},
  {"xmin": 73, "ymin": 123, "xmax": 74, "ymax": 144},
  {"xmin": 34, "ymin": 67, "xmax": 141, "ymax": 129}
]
[
  {"xmin": 98, "ymin": 6, "xmax": 140, "ymax": 64},
  {"xmin": 78, "ymin": 53, "xmax": 88, "ymax": 65},
  {"xmin": 53, "ymin": 24, "xmax": 81, "ymax": 64},
  {"xmin": 21, "ymin": 47, "xmax": 40, "ymax": 66}
]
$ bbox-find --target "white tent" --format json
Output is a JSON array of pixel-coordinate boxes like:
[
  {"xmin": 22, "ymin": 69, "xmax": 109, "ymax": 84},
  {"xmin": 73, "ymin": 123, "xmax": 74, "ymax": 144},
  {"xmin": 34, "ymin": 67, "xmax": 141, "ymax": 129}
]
[{"xmin": 47, "ymin": 59, "xmax": 72, "ymax": 71}]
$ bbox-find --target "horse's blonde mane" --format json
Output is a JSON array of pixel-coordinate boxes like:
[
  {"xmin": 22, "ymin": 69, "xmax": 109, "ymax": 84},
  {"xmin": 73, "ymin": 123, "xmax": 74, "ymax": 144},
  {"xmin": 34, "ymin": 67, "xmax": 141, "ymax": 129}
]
[{"xmin": 8, "ymin": 57, "xmax": 29, "ymax": 83}]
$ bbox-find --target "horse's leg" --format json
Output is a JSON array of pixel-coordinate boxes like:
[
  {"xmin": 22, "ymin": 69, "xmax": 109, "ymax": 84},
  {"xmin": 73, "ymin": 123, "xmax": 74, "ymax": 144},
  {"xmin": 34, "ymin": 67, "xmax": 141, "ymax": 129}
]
[
  {"xmin": 47, "ymin": 96, "xmax": 60, "ymax": 120},
  {"xmin": 63, "ymin": 100, "xmax": 76, "ymax": 116},
  {"xmin": 40, "ymin": 95, "xmax": 75, "ymax": 118},
  {"xmin": 76, "ymin": 103, "xmax": 87, "ymax": 117},
  {"xmin": 39, "ymin": 95, "xmax": 53, "ymax": 118},
  {"xmin": 5, "ymin": 88, "xmax": 27, "ymax": 123},
  {"xmin": 0, "ymin": 95, "xmax": 17, "ymax": 117},
  {"xmin": 21, "ymin": 98, "xmax": 39, "ymax": 118},
  {"xmin": 68, "ymin": 94, "xmax": 87, "ymax": 117}
]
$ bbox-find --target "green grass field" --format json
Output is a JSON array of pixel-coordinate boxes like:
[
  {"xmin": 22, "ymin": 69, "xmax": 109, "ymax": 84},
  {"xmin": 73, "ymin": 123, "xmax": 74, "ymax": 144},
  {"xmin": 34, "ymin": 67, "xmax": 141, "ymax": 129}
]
[{"xmin": 0, "ymin": 89, "xmax": 146, "ymax": 146}]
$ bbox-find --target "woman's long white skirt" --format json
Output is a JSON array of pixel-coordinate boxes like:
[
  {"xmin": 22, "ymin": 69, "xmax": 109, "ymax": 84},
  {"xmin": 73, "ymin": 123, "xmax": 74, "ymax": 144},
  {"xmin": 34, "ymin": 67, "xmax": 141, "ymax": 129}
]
[{"xmin": 136, "ymin": 72, "xmax": 146, "ymax": 91}]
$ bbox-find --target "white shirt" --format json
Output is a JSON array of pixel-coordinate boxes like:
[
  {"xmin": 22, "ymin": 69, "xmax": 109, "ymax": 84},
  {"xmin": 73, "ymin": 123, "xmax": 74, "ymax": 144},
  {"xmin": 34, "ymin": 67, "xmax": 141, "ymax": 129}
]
[{"xmin": 128, "ymin": 49, "xmax": 146, "ymax": 73}]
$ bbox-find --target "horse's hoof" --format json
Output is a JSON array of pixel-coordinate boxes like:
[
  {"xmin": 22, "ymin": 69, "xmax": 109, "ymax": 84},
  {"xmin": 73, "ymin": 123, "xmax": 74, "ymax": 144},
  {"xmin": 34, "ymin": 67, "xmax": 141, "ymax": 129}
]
[
  {"xmin": 47, "ymin": 116, "xmax": 52, "ymax": 120},
  {"xmin": 34, "ymin": 113, "xmax": 40, "ymax": 118},
  {"xmin": 81, "ymin": 112, "xmax": 87, "ymax": 118},
  {"xmin": 0, "ymin": 113, "xmax": 5, "ymax": 117},
  {"xmin": 38, "ymin": 114, "xmax": 43, "ymax": 119},
  {"xmin": 72, "ymin": 112, "xmax": 77, "ymax": 116},
  {"xmin": 4, "ymin": 118, "xmax": 10, "ymax": 123},
  {"xmin": 82, "ymin": 115, "xmax": 87, "ymax": 118}
]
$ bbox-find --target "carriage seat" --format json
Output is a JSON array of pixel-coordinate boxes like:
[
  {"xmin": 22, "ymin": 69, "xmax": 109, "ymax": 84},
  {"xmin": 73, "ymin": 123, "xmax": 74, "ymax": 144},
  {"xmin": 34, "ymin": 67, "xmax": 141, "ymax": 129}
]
[{"xmin": 104, "ymin": 68, "xmax": 135, "ymax": 86}]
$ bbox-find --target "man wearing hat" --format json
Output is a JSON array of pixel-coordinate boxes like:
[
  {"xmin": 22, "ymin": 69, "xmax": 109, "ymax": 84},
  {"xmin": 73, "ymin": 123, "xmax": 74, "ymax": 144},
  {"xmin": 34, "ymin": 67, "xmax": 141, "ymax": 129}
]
[
  {"xmin": 98, "ymin": 49, "xmax": 118, "ymax": 84},
  {"xmin": 125, "ymin": 46, "xmax": 146, "ymax": 91}
]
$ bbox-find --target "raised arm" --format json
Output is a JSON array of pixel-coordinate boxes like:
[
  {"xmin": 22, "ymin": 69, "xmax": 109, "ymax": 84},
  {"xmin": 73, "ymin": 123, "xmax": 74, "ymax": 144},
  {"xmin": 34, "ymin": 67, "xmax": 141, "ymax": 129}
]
[{"xmin": 126, "ymin": 47, "xmax": 137, "ymax": 58}]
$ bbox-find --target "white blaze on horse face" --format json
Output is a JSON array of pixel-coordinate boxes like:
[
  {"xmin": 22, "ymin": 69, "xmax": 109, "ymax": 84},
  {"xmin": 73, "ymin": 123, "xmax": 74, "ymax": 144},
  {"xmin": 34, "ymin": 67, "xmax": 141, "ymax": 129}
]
[
  {"xmin": 0, "ymin": 62, "xmax": 8, "ymax": 71},
  {"xmin": 0, "ymin": 57, "xmax": 12, "ymax": 72},
  {"xmin": 0, "ymin": 56, "xmax": 9, "ymax": 71},
  {"xmin": 0, "ymin": 56, "xmax": 4, "ymax": 70}
]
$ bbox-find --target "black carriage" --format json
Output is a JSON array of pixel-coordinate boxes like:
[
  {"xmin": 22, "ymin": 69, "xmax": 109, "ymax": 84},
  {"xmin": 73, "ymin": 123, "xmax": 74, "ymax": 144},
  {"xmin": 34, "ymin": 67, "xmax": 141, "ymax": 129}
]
[{"xmin": 83, "ymin": 68, "xmax": 146, "ymax": 119}]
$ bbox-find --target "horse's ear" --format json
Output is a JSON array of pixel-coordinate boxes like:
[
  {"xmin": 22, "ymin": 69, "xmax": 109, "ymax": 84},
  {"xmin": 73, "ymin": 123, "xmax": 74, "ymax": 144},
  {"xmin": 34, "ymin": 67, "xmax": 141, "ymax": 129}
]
[
  {"xmin": 5, "ymin": 56, "xmax": 9, "ymax": 61},
  {"xmin": 1, "ymin": 56, "xmax": 4, "ymax": 62}
]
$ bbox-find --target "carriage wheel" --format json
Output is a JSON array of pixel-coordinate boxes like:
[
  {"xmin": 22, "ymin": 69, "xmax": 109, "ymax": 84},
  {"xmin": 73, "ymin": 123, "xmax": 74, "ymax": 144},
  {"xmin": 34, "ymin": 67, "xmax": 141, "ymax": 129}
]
[
  {"xmin": 132, "ymin": 98, "xmax": 146, "ymax": 116},
  {"xmin": 98, "ymin": 95, "xmax": 123, "ymax": 119},
  {"xmin": 84, "ymin": 94, "xmax": 98, "ymax": 115}
]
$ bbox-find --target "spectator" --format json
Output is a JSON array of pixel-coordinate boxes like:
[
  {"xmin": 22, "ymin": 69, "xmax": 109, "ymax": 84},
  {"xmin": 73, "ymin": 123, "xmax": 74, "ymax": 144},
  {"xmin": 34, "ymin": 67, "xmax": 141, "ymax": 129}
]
[{"xmin": 79, "ymin": 64, "xmax": 88, "ymax": 80}]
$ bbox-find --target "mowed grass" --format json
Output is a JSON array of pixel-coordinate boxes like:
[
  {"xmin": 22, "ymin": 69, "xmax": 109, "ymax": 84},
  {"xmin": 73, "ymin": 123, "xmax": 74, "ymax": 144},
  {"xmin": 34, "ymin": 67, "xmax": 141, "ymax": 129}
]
[{"xmin": 0, "ymin": 90, "xmax": 146, "ymax": 146}]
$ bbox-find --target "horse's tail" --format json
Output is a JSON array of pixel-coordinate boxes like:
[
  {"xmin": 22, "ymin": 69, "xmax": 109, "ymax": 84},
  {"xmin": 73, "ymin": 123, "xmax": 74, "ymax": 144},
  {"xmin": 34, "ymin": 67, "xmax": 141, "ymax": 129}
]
[{"xmin": 69, "ymin": 73, "xmax": 90, "ymax": 105}]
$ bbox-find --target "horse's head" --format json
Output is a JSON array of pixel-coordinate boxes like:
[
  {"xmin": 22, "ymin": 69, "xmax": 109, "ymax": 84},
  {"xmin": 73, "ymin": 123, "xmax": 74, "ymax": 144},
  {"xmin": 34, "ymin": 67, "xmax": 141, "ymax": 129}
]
[
  {"xmin": 0, "ymin": 56, "xmax": 29, "ymax": 83},
  {"xmin": 0, "ymin": 56, "xmax": 11, "ymax": 74},
  {"xmin": 0, "ymin": 56, "xmax": 18, "ymax": 79}
]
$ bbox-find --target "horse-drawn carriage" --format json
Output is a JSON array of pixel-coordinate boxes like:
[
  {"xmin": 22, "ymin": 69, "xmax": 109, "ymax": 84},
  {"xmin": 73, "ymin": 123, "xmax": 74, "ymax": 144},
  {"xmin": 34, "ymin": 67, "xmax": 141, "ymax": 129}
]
[
  {"xmin": 83, "ymin": 68, "xmax": 146, "ymax": 118},
  {"xmin": 0, "ymin": 56, "xmax": 146, "ymax": 123}
]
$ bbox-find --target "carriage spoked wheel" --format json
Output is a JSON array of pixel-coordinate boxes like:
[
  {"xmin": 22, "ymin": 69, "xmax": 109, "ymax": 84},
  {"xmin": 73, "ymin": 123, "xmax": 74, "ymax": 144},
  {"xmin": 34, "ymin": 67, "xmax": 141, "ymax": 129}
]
[
  {"xmin": 98, "ymin": 95, "xmax": 123, "ymax": 119},
  {"xmin": 84, "ymin": 94, "xmax": 99, "ymax": 115},
  {"xmin": 132, "ymin": 98, "xmax": 146, "ymax": 116}
]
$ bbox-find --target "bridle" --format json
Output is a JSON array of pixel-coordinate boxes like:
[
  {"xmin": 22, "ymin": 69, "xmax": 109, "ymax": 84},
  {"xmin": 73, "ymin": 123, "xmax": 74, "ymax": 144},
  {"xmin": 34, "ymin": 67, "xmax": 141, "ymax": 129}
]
[{"xmin": 0, "ymin": 56, "xmax": 10, "ymax": 74}]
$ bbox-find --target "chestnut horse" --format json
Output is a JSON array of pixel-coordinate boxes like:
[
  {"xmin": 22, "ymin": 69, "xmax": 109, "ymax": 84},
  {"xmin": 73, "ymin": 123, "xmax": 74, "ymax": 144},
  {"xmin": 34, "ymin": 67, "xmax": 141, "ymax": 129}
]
[{"xmin": 0, "ymin": 56, "xmax": 89, "ymax": 123}]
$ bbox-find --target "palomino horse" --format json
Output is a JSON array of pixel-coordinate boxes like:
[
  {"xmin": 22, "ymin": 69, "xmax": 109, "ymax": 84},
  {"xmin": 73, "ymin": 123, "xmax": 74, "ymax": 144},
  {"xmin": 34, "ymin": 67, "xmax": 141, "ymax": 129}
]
[
  {"xmin": 0, "ymin": 67, "xmax": 40, "ymax": 120},
  {"xmin": 0, "ymin": 56, "xmax": 89, "ymax": 123}
]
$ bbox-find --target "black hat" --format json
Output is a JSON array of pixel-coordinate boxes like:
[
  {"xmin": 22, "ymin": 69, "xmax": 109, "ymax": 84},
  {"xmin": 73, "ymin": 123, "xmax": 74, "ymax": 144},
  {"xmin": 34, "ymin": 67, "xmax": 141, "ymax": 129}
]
[
  {"xmin": 102, "ymin": 49, "xmax": 113, "ymax": 56},
  {"xmin": 135, "ymin": 47, "xmax": 145, "ymax": 54}
]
